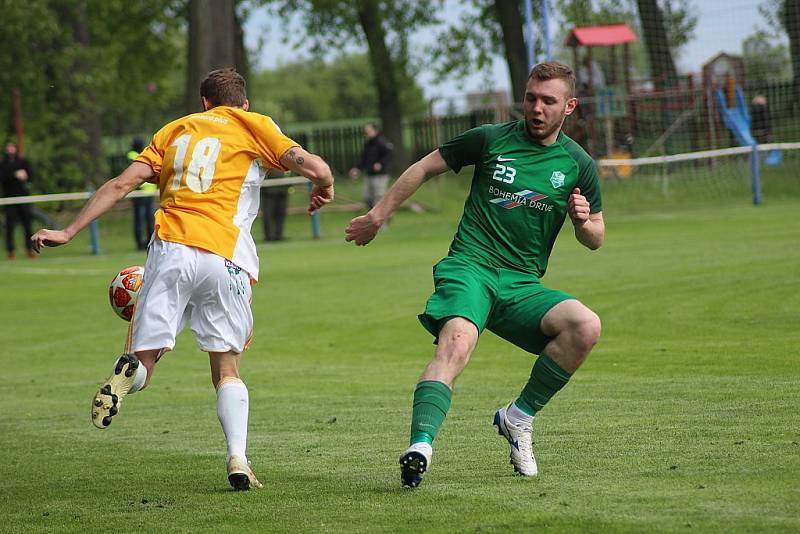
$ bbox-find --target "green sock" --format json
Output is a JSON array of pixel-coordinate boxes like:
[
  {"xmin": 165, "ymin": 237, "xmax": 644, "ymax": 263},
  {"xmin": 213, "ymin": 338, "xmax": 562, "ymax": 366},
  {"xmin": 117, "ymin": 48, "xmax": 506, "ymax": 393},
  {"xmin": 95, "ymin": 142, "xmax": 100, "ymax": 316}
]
[
  {"xmin": 515, "ymin": 354, "xmax": 572, "ymax": 417},
  {"xmin": 409, "ymin": 380, "xmax": 452, "ymax": 445}
]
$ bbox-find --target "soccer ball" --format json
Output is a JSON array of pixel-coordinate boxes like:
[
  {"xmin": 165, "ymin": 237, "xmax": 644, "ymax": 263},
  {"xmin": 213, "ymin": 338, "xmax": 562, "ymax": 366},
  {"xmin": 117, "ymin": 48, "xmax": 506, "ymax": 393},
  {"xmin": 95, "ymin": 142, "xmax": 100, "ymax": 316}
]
[{"xmin": 109, "ymin": 266, "xmax": 144, "ymax": 322}]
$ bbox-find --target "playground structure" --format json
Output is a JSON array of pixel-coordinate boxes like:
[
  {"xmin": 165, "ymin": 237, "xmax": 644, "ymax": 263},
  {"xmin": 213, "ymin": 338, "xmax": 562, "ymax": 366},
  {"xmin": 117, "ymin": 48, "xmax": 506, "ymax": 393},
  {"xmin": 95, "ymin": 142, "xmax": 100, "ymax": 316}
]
[
  {"xmin": 562, "ymin": 27, "xmax": 783, "ymax": 172},
  {"xmin": 565, "ymin": 23, "xmax": 637, "ymax": 168},
  {"xmin": 706, "ymin": 53, "xmax": 783, "ymax": 167}
]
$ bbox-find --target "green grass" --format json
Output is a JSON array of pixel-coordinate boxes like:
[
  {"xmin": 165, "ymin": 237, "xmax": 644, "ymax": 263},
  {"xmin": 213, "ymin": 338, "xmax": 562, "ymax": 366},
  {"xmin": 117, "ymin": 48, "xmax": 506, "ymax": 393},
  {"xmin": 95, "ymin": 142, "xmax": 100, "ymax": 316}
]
[{"xmin": 1, "ymin": 172, "xmax": 799, "ymax": 533}]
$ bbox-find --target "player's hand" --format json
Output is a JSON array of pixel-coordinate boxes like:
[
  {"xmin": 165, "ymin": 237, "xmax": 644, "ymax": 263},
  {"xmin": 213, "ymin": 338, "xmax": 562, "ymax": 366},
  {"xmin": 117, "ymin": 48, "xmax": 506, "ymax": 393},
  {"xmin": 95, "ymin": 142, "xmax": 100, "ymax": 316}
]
[
  {"xmin": 307, "ymin": 184, "xmax": 334, "ymax": 215},
  {"xmin": 568, "ymin": 187, "xmax": 591, "ymax": 224},
  {"xmin": 30, "ymin": 229, "xmax": 70, "ymax": 253},
  {"xmin": 345, "ymin": 211, "xmax": 382, "ymax": 246}
]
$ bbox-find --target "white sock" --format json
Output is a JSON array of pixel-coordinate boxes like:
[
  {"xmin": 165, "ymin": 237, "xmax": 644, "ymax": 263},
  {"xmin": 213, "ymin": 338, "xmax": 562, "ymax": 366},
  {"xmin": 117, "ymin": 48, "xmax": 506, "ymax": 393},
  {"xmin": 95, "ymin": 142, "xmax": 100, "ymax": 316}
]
[
  {"xmin": 217, "ymin": 379, "xmax": 249, "ymax": 460},
  {"xmin": 129, "ymin": 364, "xmax": 148, "ymax": 393},
  {"xmin": 111, "ymin": 356, "xmax": 148, "ymax": 394},
  {"xmin": 407, "ymin": 441, "xmax": 433, "ymax": 458},
  {"xmin": 506, "ymin": 402, "xmax": 534, "ymax": 428}
]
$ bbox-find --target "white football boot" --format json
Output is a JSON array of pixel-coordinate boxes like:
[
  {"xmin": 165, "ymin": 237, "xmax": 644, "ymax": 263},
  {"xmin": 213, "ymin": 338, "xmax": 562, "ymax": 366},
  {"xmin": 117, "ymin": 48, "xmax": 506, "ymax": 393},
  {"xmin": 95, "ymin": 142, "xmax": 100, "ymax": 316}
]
[
  {"xmin": 493, "ymin": 403, "xmax": 538, "ymax": 476},
  {"xmin": 91, "ymin": 353, "xmax": 139, "ymax": 429},
  {"xmin": 227, "ymin": 455, "xmax": 263, "ymax": 491},
  {"xmin": 399, "ymin": 442, "xmax": 433, "ymax": 488}
]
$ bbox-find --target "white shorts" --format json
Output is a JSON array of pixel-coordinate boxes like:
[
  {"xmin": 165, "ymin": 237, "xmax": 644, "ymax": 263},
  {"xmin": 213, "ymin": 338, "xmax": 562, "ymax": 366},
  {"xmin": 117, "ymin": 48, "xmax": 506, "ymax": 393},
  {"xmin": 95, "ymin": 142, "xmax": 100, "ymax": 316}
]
[{"xmin": 131, "ymin": 238, "xmax": 253, "ymax": 354}]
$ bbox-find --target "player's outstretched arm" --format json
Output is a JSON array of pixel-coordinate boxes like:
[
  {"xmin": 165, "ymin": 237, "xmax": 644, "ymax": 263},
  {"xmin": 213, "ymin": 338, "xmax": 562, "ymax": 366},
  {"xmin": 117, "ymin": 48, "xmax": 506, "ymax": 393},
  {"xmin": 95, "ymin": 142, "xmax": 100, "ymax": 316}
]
[
  {"xmin": 567, "ymin": 187, "xmax": 604, "ymax": 250},
  {"xmin": 280, "ymin": 147, "xmax": 335, "ymax": 214},
  {"xmin": 345, "ymin": 149, "xmax": 449, "ymax": 246},
  {"xmin": 30, "ymin": 162, "xmax": 154, "ymax": 253}
]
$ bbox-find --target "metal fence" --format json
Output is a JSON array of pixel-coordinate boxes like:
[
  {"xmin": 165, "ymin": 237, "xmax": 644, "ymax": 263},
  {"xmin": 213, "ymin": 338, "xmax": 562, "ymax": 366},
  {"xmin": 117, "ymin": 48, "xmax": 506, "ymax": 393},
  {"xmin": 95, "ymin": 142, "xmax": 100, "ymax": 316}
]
[
  {"xmin": 96, "ymin": 80, "xmax": 797, "ymax": 177},
  {"xmin": 286, "ymin": 108, "xmax": 506, "ymax": 175}
]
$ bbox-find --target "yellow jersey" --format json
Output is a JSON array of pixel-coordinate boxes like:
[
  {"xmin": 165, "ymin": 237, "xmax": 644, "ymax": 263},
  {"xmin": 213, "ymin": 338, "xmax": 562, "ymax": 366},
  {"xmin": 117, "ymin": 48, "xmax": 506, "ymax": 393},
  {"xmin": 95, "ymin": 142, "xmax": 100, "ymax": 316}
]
[{"xmin": 136, "ymin": 106, "xmax": 300, "ymax": 281}]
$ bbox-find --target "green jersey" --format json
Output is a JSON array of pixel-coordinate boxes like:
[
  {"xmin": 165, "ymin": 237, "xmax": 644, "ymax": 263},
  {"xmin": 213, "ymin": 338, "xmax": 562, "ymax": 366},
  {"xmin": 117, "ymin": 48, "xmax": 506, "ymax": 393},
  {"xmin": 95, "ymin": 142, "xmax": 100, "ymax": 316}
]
[{"xmin": 438, "ymin": 120, "xmax": 602, "ymax": 278}]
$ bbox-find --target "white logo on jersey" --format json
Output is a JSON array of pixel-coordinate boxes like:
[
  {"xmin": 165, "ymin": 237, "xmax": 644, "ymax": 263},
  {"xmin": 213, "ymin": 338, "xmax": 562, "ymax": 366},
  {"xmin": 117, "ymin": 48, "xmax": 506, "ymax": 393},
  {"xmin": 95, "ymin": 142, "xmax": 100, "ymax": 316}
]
[
  {"xmin": 550, "ymin": 171, "xmax": 565, "ymax": 188},
  {"xmin": 497, "ymin": 155, "xmax": 516, "ymax": 162}
]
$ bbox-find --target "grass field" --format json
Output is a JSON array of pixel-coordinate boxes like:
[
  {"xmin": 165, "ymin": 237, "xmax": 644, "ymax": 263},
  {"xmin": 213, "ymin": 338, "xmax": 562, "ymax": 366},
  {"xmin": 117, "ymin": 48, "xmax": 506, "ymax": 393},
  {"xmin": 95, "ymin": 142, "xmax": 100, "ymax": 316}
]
[{"xmin": 1, "ymin": 169, "xmax": 799, "ymax": 533}]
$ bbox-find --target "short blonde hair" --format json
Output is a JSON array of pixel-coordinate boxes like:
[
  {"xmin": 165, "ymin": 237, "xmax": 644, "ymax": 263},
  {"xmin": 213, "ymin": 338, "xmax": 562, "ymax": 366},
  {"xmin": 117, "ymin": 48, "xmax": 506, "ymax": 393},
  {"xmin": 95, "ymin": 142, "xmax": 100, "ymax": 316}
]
[{"xmin": 528, "ymin": 61, "xmax": 576, "ymax": 98}]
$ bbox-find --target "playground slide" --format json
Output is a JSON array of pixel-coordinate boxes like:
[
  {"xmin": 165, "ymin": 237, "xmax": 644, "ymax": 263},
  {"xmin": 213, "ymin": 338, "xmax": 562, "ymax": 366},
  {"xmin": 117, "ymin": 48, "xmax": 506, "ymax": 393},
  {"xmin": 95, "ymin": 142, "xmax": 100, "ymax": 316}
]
[
  {"xmin": 715, "ymin": 86, "xmax": 782, "ymax": 166},
  {"xmin": 715, "ymin": 86, "xmax": 756, "ymax": 146}
]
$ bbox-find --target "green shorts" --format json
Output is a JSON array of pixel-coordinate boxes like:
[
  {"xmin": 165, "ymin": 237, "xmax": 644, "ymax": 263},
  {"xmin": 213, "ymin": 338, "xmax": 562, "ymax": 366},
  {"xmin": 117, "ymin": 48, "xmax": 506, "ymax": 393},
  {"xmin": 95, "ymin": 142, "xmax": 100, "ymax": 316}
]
[{"xmin": 418, "ymin": 255, "xmax": 574, "ymax": 355}]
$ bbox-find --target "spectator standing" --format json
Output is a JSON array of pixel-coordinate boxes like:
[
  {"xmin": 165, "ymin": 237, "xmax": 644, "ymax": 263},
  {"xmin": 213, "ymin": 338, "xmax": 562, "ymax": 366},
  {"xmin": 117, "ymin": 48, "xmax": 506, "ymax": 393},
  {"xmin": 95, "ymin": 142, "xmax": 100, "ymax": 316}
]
[
  {"xmin": 750, "ymin": 95, "xmax": 771, "ymax": 144},
  {"xmin": 1, "ymin": 142, "xmax": 35, "ymax": 259},
  {"xmin": 129, "ymin": 137, "xmax": 158, "ymax": 250},
  {"xmin": 261, "ymin": 169, "xmax": 289, "ymax": 242},
  {"xmin": 349, "ymin": 123, "xmax": 394, "ymax": 210}
]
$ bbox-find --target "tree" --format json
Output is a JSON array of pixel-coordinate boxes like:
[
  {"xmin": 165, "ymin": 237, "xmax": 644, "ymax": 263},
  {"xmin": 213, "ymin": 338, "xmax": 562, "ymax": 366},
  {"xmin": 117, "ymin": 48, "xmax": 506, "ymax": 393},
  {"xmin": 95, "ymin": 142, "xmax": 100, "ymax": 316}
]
[
  {"xmin": 494, "ymin": 0, "xmax": 529, "ymax": 101},
  {"xmin": 355, "ymin": 0, "xmax": 404, "ymax": 167},
  {"xmin": 53, "ymin": 0, "xmax": 104, "ymax": 187},
  {"xmin": 756, "ymin": 0, "xmax": 800, "ymax": 104},
  {"xmin": 185, "ymin": 0, "xmax": 249, "ymax": 113},
  {"xmin": 636, "ymin": 0, "xmax": 679, "ymax": 87},
  {"xmin": 782, "ymin": 0, "xmax": 800, "ymax": 103},
  {"xmin": 260, "ymin": 0, "xmax": 442, "ymax": 169},
  {"xmin": 430, "ymin": 0, "xmax": 532, "ymax": 103}
]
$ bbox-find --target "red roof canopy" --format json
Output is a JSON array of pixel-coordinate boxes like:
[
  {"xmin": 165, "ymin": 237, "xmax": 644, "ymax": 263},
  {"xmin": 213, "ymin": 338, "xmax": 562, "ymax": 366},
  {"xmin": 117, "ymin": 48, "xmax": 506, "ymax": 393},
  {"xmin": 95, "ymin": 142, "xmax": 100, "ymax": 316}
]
[{"xmin": 566, "ymin": 24, "xmax": 637, "ymax": 47}]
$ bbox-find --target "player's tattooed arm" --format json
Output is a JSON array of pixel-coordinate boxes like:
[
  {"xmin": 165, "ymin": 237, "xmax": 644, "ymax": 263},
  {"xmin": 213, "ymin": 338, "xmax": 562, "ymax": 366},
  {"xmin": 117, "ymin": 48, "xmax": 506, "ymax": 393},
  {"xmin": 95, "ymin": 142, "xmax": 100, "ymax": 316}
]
[
  {"xmin": 280, "ymin": 146, "xmax": 334, "ymax": 214},
  {"xmin": 280, "ymin": 146, "xmax": 333, "ymax": 187},
  {"xmin": 286, "ymin": 149, "xmax": 305, "ymax": 166}
]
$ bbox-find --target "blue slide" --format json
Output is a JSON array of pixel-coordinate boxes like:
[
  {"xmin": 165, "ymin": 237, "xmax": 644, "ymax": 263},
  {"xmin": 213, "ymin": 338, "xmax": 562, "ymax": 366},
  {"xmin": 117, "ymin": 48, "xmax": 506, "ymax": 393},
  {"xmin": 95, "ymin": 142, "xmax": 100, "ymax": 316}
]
[
  {"xmin": 715, "ymin": 86, "xmax": 756, "ymax": 145},
  {"xmin": 715, "ymin": 86, "xmax": 782, "ymax": 166}
]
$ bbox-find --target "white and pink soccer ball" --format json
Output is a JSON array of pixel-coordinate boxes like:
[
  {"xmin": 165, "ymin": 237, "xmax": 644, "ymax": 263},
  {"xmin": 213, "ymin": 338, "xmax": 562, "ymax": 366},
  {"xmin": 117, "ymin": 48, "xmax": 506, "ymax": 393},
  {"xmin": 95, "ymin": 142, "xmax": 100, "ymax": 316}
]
[{"xmin": 108, "ymin": 266, "xmax": 144, "ymax": 322}]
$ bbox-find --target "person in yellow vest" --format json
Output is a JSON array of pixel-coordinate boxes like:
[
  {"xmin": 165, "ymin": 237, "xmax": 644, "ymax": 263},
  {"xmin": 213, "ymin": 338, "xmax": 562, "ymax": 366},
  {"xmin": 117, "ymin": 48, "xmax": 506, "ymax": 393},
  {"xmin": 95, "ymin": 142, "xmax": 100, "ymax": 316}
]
[{"xmin": 128, "ymin": 137, "xmax": 158, "ymax": 250}]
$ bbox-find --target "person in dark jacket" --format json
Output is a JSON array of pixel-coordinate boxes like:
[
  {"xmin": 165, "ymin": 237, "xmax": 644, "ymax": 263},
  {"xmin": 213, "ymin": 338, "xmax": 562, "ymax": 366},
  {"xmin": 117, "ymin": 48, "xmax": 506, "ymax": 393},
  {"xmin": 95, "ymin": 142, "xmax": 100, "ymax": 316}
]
[
  {"xmin": 349, "ymin": 123, "xmax": 394, "ymax": 209},
  {"xmin": 750, "ymin": 95, "xmax": 771, "ymax": 144},
  {"xmin": 1, "ymin": 142, "xmax": 35, "ymax": 259}
]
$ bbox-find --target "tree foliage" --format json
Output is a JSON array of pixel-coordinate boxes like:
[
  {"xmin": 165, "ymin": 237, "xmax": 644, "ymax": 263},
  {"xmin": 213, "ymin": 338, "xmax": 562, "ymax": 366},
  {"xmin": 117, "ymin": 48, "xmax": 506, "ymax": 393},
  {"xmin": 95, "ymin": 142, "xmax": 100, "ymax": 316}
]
[
  {"xmin": 249, "ymin": 54, "xmax": 427, "ymax": 124},
  {"xmin": 0, "ymin": 0, "xmax": 185, "ymax": 192},
  {"xmin": 429, "ymin": 0, "xmax": 696, "ymax": 98},
  {"xmin": 428, "ymin": 1, "xmax": 525, "ymax": 92},
  {"xmin": 742, "ymin": 30, "xmax": 792, "ymax": 83},
  {"xmin": 757, "ymin": 1, "xmax": 800, "ymax": 103},
  {"xmin": 258, "ymin": 0, "xmax": 443, "ymax": 168}
]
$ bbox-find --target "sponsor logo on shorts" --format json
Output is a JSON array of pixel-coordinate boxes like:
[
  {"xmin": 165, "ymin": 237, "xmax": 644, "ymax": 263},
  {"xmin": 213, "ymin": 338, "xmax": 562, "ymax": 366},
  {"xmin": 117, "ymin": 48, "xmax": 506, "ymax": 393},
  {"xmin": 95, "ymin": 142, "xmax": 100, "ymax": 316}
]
[
  {"xmin": 225, "ymin": 259, "xmax": 246, "ymax": 295},
  {"xmin": 225, "ymin": 259, "xmax": 242, "ymax": 275},
  {"xmin": 488, "ymin": 185, "xmax": 553, "ymax": 212}
]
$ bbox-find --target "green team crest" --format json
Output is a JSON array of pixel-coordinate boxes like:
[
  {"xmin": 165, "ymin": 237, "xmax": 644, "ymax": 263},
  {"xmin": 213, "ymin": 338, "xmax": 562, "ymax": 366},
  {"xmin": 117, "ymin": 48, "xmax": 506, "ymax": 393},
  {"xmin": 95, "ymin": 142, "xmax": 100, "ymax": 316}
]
[{"xmin": 550, "ymin": 171, "xmax": 565, "ymax": 189}]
